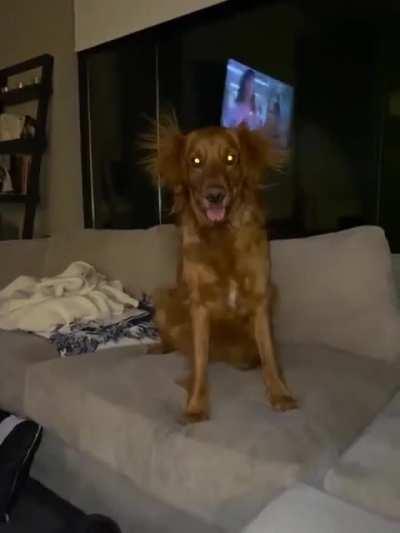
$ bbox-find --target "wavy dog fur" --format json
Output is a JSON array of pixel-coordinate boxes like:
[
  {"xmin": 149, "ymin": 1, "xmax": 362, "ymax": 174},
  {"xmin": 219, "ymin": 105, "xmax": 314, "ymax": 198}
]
[{"xmin": 145, "ymin": 117, "xmax": 297, "ymax": 422}]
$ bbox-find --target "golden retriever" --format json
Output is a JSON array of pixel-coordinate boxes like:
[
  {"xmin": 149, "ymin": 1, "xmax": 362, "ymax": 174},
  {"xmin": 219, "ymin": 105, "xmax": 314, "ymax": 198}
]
[{"xmin": 144, "ymin": 118, "xmax": 297, "ymax": 423}]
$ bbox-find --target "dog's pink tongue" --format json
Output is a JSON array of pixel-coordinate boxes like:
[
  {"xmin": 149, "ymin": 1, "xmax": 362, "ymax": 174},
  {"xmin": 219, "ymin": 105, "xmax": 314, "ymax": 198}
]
[{"xmin": 206, "ymin": 206, "xmax": 225, "ymax": 222}]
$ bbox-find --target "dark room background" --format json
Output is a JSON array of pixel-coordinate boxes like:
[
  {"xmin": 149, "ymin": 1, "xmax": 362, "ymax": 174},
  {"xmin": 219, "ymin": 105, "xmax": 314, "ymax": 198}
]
[{"xmin": 79, "ymin": 0, "xmax": 400, "ymax": 250}]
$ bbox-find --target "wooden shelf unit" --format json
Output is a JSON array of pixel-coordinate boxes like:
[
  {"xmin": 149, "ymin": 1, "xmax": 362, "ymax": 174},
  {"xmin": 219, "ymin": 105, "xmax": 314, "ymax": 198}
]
[
  {"xmin": 0, "ymin": 193, "xmax": 34, "ymax": 204},
  {"xmin": 0, "ymin": 54, "xmax": 53, "ymax": 238}
]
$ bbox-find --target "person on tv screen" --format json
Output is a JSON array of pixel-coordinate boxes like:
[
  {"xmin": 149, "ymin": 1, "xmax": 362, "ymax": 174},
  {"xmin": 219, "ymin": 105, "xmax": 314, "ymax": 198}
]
[{"xmin": 225, "ymin": 69, "xmax": 263, "ymax": 130}]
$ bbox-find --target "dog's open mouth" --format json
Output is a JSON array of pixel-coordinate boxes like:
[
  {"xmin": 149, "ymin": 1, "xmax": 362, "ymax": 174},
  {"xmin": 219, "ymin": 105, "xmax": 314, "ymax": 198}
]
[{"xmin": 206, "ymin": 205, "xmax": 226, "ymax": 222}]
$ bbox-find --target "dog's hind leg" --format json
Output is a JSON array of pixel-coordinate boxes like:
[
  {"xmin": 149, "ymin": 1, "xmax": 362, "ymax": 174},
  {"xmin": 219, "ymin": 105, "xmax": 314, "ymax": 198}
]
[{"xmin": 153, "ymin": 287, "xmax": 191, "ymax": 353}]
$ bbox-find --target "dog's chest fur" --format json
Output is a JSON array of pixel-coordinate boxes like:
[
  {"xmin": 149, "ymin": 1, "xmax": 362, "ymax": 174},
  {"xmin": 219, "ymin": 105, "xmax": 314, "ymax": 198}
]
[{"xmin": 181, "ymin": 224, "xmax": 268, "ymax": 318}]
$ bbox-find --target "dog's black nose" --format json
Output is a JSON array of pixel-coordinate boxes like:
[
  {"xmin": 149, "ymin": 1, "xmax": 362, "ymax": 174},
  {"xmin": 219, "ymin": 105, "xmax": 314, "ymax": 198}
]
[{"xmin": 206, "ymin": 191, "xmax": 225, "ymax": 205}]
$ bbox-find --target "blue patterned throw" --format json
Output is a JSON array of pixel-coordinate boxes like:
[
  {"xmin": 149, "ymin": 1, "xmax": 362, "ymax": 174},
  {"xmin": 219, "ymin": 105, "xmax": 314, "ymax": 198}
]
[{"xmin": 48, "ymin": 297, "xmax": 159, "ymax": 357}]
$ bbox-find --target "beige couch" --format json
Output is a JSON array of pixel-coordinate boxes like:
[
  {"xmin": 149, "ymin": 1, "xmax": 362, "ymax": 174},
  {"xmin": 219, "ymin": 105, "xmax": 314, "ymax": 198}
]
[{"xmin": 1, "ymin": 225, "xmax": 400, "ymax": 533}]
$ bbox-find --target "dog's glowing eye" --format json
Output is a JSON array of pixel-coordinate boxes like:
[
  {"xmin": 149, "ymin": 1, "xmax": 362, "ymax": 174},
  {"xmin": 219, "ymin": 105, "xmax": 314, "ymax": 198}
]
[
  {"xmin": 226, "ymin": 153, "xmax": 236, "ymax": 166},
  {"xmin": 191, "ymin": 156, "xmax": 202, "ymax": 168}
]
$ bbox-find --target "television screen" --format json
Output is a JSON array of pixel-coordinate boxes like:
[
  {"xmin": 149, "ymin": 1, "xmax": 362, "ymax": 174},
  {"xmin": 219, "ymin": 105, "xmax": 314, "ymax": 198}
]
[{"xmin": 221, "ymin": 59, "xmax": 294, "ymax": 150}]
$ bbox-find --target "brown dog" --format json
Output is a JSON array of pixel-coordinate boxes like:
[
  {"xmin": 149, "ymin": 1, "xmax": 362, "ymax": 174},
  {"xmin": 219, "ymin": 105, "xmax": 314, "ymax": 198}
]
[{"xmin": 145, "ymin": 118, "xmax": 297, "ymax": 423}]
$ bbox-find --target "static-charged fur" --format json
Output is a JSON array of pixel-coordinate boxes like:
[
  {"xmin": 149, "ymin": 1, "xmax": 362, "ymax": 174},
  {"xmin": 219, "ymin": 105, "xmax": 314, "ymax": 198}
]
[{"xmin": 144, "ymin": 119, "xmax": 297, "ymax": 422}]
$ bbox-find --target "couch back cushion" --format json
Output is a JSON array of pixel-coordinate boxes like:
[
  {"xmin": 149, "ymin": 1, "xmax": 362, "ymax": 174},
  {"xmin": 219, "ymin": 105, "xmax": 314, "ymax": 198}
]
[
  {"xmin": 0, "ymin": 239, "xmax": 48, "ymax": 290},
  {"xmin": 271, "ymin": 226, "xmax": 400, "ymax": 362},
  {"xmin": 44, "ymin": 225, "xmax": 179, "ymax": 296},
  {"xmin": 43, "ymin": 224, "xmax": 399, "ymax": 361}
]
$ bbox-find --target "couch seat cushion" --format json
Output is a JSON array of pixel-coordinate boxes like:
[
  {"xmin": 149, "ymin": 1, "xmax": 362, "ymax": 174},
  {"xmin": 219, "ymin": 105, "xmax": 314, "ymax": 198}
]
[
  {"xmin": 324, "ymin": 390, "xmax": 400, "ymax": 520},
  {"xmin": 25, "ymin": 344, "xmax": 400, "ymax": 529},
  {"xmin": 0, "ymin": 331, "xmax": 58, "ymax": 415},
  {"xmin": 242, "ymin": 484, "xmax": 400, "ymax": 533}
]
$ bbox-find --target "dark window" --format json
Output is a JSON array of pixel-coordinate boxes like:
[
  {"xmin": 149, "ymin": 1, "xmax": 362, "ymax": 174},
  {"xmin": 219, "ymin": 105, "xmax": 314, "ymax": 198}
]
[{"xmin": 79, "ymin": 1, "xmax": 400, "ymax": 248}]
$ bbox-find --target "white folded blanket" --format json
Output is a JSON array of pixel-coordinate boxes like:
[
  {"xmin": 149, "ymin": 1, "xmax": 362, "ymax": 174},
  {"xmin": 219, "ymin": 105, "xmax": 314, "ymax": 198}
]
[{"xmin": 0, "ymin": 261, "xmax": 139, "ymax": 333}]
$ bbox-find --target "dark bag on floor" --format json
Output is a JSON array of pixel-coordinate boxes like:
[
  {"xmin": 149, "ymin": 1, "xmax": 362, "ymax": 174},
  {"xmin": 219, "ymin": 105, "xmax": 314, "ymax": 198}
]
[
  {"xmin": 75, "ymin": 514, "xmax": 122, "ymax": 533},
  {"xmin": 0, "ymin": 409, "xmax": 42, "ymax": 522}
]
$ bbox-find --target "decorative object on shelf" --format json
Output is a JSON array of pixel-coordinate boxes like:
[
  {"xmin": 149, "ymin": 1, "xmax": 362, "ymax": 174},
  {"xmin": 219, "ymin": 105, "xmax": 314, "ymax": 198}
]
[
  {"xmin": 0, "ymin": 113, "xmax": 26, "ymax": 141},
  {"xmin": 21, "ymin": 116, "xmax": 36, "ymax": 139},
  {"xmin": 0, "ymin": 54, "xmax": 53, "ymax": 238},
  {"xmin": 9, "ymin": 155, "xmax": 31, "ymax": 194},
  {"xmin": 0, "ymin": 113, "xmax": 36, "ymax": 197},
  {"xmin": 0, "ymin": 162, "xmax": 13, "ymax": 193}
]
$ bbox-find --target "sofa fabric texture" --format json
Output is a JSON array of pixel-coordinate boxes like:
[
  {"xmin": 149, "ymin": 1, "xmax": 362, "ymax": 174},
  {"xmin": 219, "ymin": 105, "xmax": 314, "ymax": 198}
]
[
  {"xmin": 242, "ymin": 484, "xmax": 400, "ymax": 533},
  {"xmin": 324, "ymin": 390, "xmax": 400, "ymax": 520},
  {"xmin": 271, "ymin": 226, "xmax": 400, "ymax": 361},
  {"xmin": 24, "ymin": 344, "xmax": 400, "ymax": 526},
  {"xmin": 0, "ymin": 331, "xmax": 58, "ymax": 414},
  {"xmin": 0, "ymin": 239, "xmax": 47, "ymax": 289},
  {"xmin": 0, "ymin": 225, "xmax": 399, "ymax": 531},
  {"xmin": 44, "ymin": 226, "xmax": 180, "ymax": 296}
]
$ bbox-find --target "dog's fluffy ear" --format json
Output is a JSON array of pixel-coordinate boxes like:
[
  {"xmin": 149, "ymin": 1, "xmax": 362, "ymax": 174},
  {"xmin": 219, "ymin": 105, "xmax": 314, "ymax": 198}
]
[
  {"xmin": 235, "ymin": 124, "xmax": 286, "ymax": 184},
  {"xmin": 140, "ymin": 112, "xmax": 186, "ymax": 189}
]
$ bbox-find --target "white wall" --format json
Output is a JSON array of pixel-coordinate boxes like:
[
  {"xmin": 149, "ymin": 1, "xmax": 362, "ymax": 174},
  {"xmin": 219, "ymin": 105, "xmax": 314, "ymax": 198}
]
[{"xmin": 74, "ymin": 0, "xmax": 225, "ymax": 51}]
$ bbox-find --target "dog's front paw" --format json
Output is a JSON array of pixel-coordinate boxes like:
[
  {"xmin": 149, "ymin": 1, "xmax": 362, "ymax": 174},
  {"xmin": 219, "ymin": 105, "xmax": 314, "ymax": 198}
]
[
  {"xmin": 179, "ymin": 410, "xmax": 209, "ymax": 425},
  {"xmin": 270, "ymin": 393, "xmax": 298, "ymax": 412},
  {"xmin": 181, "ymin": 396, "xmax": 209, "ymax": 424}
]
